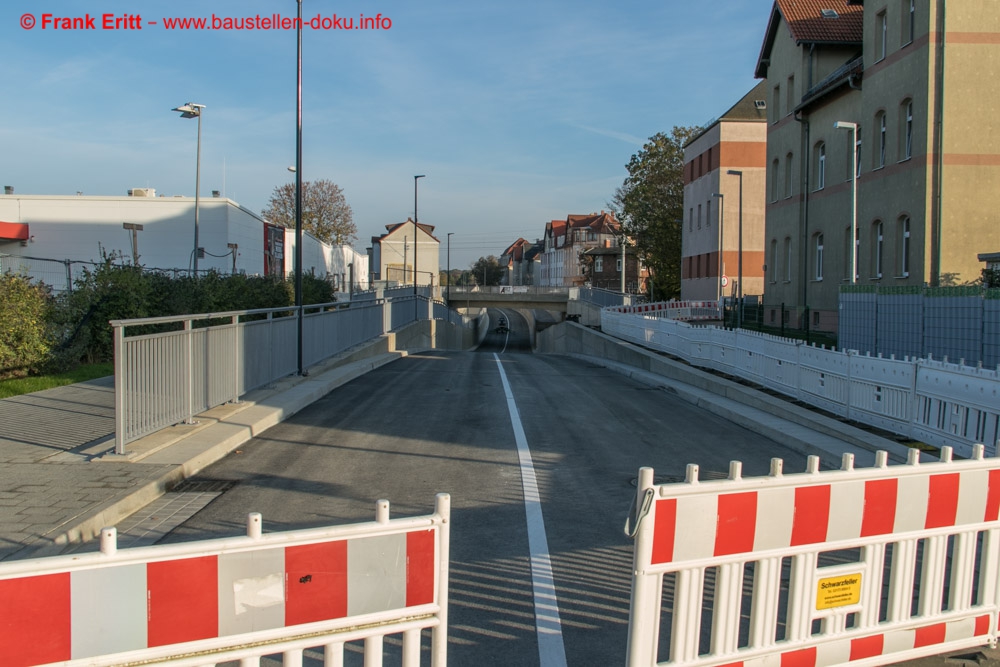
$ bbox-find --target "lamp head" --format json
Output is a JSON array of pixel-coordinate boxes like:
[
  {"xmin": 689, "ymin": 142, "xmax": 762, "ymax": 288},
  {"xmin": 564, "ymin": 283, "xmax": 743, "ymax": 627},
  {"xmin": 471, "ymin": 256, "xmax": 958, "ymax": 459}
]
[
  {"xmin": 834, "ymin": 121, "xmax": 857, "ymax": 130},
  {"xmin": 711, "ymin": 192, "xmax": 724, "ymax": 198},
  {"xmin": 727, "ymin": 169, "xmax": 742, "ymax": 176},
  {"xmin": 172, "ymin": 103, "xmax": 205, "ymax": 119}
]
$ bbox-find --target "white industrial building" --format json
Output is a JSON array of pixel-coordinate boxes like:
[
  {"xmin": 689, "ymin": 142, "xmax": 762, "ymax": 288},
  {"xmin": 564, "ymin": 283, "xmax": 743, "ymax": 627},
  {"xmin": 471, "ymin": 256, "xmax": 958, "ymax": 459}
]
[{"xmin": 0, "ymin": 188, "xmax": 368, "ymax": 293}]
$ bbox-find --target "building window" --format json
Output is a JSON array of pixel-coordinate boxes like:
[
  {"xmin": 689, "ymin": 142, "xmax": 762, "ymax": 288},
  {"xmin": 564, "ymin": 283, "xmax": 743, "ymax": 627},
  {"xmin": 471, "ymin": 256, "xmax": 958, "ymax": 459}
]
[
  {"xmin": 773, "ymin": 84, "xmax": 781, "ymax": 121},
  {"xmin": 770, "ymin": 239, "xmax": 778, "ymax": 283},
  {"xmin": 689, "ymin": 208, "xmax": 693, "ymax": 231},
  {"xmin": 814, "ymin": 233, "xmax": 824, "ymax": 280},
  {"xmin": 595, "ymin": 257, "xmax": 603, "ymax": 273},
  {"xmin": 697, "ymin": 204, "xmax": 702, "ymax": 229},
  {"xmin": 875, "ymin": 112, "xmax": 887, "ymax": 169},
  {"xmin": 815, "ymin": 142, "xmax": 826, "ymax": 190},
  {"xmin": 787, "ymin": 75, "xmax": 795, "ymax": 114},
  {"xmin": 771, "ymin": 158, "xmax": 779, "ymax": 201},
  {"xmin": 844, "ymin": 227, "xmax": 853, "ymax": 281},
  {"xmin": 784, "ymin": 237, "xmax": 792, "ymax": 282},
  {"xmin": 873, "ymin": 220, "xmax": 884, "ymax": 279},
  {"xmin": 900, "ymin": 216, "xmax": 911, "ymax": 276},
  {"xmin": 903, "ymin": 0, "xmax": 915, "ymax": 45},
  {"xmin": 855, "ymin": 129, "xmax": 862, "ymax": 178},
  {"xmin": 876, "ymin": 11, "xmax": 888, "ymax": 61},
  {"xmin": 902, "ymin": 100, "xmax": 913, "ymax": 160},
  {"xmin": 706, "ymin": 199, "xmax": 712, "ymax": 227},
  {"xmin": 785, "ymin": 152, "xmax": 793, "ymax": 198}
]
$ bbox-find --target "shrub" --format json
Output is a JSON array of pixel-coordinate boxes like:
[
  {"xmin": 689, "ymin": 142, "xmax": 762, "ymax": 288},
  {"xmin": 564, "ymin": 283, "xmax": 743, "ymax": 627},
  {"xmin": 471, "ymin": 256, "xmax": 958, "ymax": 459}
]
[{"xmin": 0, "ymin": 273, "xmax": 54, "ymax": 377}]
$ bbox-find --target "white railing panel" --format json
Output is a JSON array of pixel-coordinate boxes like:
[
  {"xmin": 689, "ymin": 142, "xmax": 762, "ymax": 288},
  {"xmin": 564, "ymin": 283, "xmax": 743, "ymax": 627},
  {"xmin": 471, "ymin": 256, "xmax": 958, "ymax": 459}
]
[{"xmin": 602, "ymin": 309, "xmax": 1000, "ymax": 458}]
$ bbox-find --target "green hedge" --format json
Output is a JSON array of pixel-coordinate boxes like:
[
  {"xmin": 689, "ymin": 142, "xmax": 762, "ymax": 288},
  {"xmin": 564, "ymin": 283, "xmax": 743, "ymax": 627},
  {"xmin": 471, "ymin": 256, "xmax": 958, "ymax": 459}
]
[{"xmin": 5, "ymin": 260, "xmax": 337, "ymax": 373}]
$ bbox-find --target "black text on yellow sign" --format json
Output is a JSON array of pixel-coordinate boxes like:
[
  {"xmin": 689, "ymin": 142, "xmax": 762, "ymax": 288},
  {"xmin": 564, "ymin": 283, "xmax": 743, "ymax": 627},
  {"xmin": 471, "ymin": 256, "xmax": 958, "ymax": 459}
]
[{"xmin": 816, "ymin": 573, "xmax": 862, "ymax": 610}]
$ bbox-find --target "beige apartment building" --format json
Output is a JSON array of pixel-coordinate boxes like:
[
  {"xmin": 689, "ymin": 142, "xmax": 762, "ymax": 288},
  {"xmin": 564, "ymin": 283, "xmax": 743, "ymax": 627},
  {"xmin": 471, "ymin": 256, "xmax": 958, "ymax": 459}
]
[
  {"xmin": 682, "ymin": 82, "xmax": 768, "ymax": 301},
  {"xmin": 756, "ymin": 0, "xmax": 1000, "ymax": 332}
]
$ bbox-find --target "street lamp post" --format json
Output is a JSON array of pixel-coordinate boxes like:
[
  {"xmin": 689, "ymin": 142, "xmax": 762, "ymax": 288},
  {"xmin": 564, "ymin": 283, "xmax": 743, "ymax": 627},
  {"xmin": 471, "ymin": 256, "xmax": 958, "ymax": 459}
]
[
  {"xmin": 447, "ymin": 232, "xmax": 453, "ymax": 303},
  {"xmin": 413, "ymin": 175, "xmax": 426, "ymax": 296},
  {"xmin": 294, "ymin": 0, "xmax": 304, "ymax": 376},
  {"xmin": 834, "ymin": 121, "xmax": 859, "ymax": 284},
  {"xmin": 171, "ymin": 102, "xmax": 205, "ymax": 276},
  {"xmin": 726, "ymin": 170, "xmax": 744, "ymax": 329},
  {"xmin": 711, "ymin": 192, "xmax": 724, "ymax": 301}
]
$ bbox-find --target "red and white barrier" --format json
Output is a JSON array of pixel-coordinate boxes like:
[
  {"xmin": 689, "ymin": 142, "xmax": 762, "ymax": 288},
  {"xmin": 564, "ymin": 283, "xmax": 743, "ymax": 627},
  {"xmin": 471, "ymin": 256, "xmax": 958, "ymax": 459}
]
[
  {"xmin": 626, "ymin": 447, "xmax": 1000, "ymax": 666},
  {"xmin": 0, "ymin": 495, "xmax": 450, "ymax": 667},
  {"xmin": 609, "ymin": 300, "xmax": 722, "ymax": 322}
]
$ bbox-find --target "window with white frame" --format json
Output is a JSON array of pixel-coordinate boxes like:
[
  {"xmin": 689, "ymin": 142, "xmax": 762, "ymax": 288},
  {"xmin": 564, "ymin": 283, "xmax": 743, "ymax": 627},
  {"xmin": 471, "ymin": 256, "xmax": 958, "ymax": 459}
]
[
  {"xmin": 771, "ymin": 159, "xmax": 779, "ymax": 201},
  {"xmin": 902, "ymin": 100, "xmax": 913, "ymax": 160},
  {"xmin": 814, "ymin": 233, "xmax": 824, "ymax": 280},
  {"xmin": 876, "ymin": 11, "xmax": 888, "ymax": 61},
  {"xmin": 770, "ymin": 239, "xmax": 778, "ymax": 283},
  {"xmin": 876, "ymin": 112, "xmax": 887, "ymax": 168},
  {"xmin": 815, "ymin": 142, "xmax": 826, "ymax": 190},
  {"xmin": 903, "ymin": 0, "xmax": 915, "ymax": 45},
  {"xmin": 855, "ymin": 130, "xmax": 862, "ymax": 178},
  {"xmin": 595, "ymin": 257, "xmax": 603, "ymax": 273},
  {"xmin": 785, "ymin": 152, "xmax": 793, "ymax": 198},
  {"xmin": 873, "ymin": 220, "xmax": 884, "ymax": 279},
  {"xmin": 900, "ymin": 216, "xmax": 911, "ymax": 276},
  {"xmin": 784, "ymin": 237, "xmax": 792, "ymax": 281}
]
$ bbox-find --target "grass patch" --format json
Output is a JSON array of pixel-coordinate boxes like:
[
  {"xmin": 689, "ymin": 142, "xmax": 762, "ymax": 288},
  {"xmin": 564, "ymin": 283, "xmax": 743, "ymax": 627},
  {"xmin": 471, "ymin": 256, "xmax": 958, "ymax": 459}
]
[{"xmin": 0, "ymin": 363, "xmax": 114, "ymax": 399}]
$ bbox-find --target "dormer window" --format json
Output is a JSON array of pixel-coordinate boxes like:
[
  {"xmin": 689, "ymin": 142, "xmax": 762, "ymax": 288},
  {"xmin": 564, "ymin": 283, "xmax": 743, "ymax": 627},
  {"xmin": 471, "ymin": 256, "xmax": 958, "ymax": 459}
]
[{"xmin": 821, "ymin": 9, "xmax": 839, "ymax": 18}]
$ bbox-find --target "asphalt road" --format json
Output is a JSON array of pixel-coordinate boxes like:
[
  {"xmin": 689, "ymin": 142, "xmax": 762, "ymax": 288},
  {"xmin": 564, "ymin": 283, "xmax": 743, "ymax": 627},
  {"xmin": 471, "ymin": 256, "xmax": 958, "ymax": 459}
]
[{"xmin": 158, "ymin": 308, "xmax": 824, "ymax": 665}]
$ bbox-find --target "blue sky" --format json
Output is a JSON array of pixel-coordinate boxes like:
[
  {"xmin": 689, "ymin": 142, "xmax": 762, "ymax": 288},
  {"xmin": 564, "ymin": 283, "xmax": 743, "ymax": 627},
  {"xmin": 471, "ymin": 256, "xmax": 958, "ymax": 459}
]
[{"xmin": 2, "ymin": 0, "xmax": 774, "ymax": 269}]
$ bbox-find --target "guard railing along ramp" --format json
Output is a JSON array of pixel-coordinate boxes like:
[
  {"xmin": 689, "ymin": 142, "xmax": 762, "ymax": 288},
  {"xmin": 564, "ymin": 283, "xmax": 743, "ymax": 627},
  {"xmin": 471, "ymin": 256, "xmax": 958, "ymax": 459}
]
[{"xmin": 625, "ymin": 447, "xmax": 1000, "ymax": 666}]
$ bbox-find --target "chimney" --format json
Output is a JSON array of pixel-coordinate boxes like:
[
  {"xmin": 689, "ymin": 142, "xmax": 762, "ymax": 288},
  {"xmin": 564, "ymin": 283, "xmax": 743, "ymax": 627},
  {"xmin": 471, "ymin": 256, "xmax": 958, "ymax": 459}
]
[{"xmin": 3, "ymin": 186, "xmax": 12, "ymax": 195}]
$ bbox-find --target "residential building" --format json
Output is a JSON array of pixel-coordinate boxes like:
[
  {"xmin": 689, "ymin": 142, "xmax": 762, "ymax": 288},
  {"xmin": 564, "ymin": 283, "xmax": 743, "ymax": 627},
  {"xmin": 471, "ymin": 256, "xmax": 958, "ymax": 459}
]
[
  {"xmin": 0, "ymin": 188, "xmax": 367, "ymax": 292},
  {"xmin": 580, "ymin": 243, "xmax": 647, "ymax": 293},
  {"xmin": 756, "ymin": 0, "xmax": 1000, "ymax": 331},
  {"xmin": 501, "ymin": 238, "xmax": 543, "ymax": 286},
  {"xmin": 682, "ymin": 82, "xmax": 768, "ymax": 301},
  {"xmin": 539, "ymin": 212, "xmax": 621, "ymax": 287},
  {"xmin": 369, "ymin": 218, "xmax": 440, "ymax": 288}
]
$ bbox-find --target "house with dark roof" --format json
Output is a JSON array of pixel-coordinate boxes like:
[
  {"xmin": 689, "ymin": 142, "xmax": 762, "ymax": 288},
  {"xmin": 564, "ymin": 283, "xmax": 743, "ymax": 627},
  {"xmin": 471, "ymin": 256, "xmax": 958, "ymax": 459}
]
[{"xmin": 682, "ymin": 81, "xmax": 768, "ymax": 302}]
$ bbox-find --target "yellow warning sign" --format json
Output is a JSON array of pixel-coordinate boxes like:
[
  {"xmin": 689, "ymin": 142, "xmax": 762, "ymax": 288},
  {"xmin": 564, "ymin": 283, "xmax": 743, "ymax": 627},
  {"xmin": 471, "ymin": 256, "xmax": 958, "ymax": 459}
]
[{"xmin": 816, "ymin": 573, "xmax": 862, "ymax": 610}]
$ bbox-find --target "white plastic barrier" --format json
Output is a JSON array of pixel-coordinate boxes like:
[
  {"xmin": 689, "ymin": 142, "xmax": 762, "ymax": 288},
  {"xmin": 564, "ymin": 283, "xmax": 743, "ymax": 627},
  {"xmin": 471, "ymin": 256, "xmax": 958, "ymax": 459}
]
[
  {"xmin": 0, "ymin": 495, "xmax": 450, "ymax": 667},
  {"xmin": 602, "ymin": 309, "xmax": 1000, "ymax": 459},
  {"xmin": 625, "ymin": 448, "xmax": 1000, "ymax": 666}
]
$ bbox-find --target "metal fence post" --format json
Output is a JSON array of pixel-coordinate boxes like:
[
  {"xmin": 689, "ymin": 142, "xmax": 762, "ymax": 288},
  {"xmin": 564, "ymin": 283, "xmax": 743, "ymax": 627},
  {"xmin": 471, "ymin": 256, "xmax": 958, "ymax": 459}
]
[
  {"xmin": 185, "ymin": 319, "xmax": 194, "ymax": 425},
  {"xmin": 626, "ymin": 467, "xmax": 659, "ymax": 667},
  {"xmin": 232, "ymin": 315, "xmax": 240, "ymax": 404},
  {"xmin": 114, "ymin": 322, "xmax": 126, "ymax": 454}
]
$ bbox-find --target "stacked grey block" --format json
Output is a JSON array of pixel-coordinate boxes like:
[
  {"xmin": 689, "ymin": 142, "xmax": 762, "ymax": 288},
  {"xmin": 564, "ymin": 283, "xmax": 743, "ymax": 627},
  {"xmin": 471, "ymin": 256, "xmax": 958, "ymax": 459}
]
[{"xmin": 839, "ymin": 285, "xmax": 999, "ymax": 367}]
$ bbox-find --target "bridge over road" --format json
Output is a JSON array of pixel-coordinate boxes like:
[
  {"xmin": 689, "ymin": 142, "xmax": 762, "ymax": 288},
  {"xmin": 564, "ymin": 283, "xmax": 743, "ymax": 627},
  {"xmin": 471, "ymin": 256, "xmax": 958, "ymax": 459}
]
[{"xmin": 445, "ymin": 285, "xmax": 570, "ymax": 311}]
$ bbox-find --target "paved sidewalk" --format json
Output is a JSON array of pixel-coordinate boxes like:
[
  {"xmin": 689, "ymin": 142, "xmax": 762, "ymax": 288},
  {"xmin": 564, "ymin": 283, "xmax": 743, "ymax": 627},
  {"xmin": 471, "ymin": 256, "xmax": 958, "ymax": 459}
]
[{"xmin": 0, "ymin": 350, "xmax": 407, "ymax": 562}]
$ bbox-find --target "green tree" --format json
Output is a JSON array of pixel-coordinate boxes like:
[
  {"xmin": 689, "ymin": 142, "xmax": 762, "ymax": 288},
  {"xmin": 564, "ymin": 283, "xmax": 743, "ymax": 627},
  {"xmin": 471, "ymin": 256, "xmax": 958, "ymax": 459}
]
[
  {"xmin": 262, "ymin": 179, "xmax": 357, "ymax": 245},
  {"xmin": 470, "ymin": 256, "xmax": 504, "ymax": 286},
  {"xmin": 610, "ymin": 126, "xmax": 700, "ymax": 300}
]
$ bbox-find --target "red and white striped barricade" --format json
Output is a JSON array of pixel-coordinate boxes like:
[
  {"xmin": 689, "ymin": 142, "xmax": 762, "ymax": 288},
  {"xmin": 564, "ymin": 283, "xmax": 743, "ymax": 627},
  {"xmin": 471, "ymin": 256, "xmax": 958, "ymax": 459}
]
[
  {"xmin": 0, "ymin": 494, "xmax": 450, "ymax": 667},
  {"xmin": 625, "ymin": 447, "xmax": 1000, "ymax": 667}
]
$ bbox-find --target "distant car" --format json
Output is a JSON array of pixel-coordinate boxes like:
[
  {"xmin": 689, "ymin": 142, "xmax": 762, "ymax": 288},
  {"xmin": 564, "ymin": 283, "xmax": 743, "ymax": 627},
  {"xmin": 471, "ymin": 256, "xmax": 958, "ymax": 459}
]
[{"xmin": 495, "ymin": 316, "xmax": 509, "ymax": 334}]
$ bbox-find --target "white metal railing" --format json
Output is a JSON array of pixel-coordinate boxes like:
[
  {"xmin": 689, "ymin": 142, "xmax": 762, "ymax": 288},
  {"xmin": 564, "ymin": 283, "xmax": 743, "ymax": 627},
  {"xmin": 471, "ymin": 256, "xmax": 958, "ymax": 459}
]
[
  {"xmin": 602, "ymin": 309, "xmax": 1000, "ymax": 458},
  {"xmin": 613, "ymin": 299, "xmax": 721, "ymax": 321},
  {"xmin": 625, "ymin": 447, "xmax": 1000, "ymax": 666},
  {"xmin": 0, "ymin": 495, "xmax": 451, "ymax": 667},
  {"xmin": 447, "ymin": 285, "xmax": 571, "ymax": 296}
]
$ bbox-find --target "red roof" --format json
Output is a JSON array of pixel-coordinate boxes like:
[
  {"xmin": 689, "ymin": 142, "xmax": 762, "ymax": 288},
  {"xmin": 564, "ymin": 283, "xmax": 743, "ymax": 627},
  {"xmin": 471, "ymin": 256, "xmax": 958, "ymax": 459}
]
[
  {"xmin": 757, "ymin": 0, "xmax": 863, "ymax": 77},
  {"xmin": 778, "ymin": 0, "xmax": 862, "ymax": 43}
]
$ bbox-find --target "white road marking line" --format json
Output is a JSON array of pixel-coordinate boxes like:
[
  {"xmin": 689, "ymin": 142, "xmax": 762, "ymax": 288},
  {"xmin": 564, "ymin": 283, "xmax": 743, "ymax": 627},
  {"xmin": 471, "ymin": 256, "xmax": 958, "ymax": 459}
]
[{"xmin": 494, "ymin": 353, "xmax": 568, "ymax": 667}]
